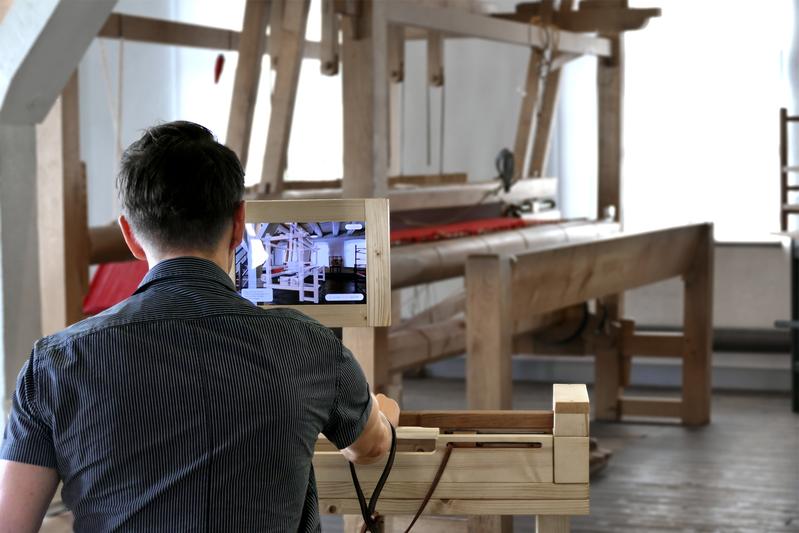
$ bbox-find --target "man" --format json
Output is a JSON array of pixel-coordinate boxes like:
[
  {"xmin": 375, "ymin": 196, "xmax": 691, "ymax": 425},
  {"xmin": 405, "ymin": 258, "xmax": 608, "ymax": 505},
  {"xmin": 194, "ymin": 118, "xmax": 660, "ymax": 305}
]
[{"xmin": 0, "ymin": 121, "xmax": 399, "ymax": 532}]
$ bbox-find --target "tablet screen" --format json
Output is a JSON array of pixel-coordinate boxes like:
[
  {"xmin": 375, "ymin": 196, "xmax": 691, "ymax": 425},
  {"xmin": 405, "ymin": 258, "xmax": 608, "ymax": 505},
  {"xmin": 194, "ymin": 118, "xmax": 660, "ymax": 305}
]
[{"xmin": 235, "ymin": 221, "xmax": 367, "ymax": 305}]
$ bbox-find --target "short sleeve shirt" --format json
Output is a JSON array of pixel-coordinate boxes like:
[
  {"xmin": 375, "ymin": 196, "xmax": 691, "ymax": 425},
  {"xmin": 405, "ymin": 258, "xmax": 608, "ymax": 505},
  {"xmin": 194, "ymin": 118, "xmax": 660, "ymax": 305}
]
[{"xmin": 0, "ymin": 257, "xmax": 372, "ymax": 532}]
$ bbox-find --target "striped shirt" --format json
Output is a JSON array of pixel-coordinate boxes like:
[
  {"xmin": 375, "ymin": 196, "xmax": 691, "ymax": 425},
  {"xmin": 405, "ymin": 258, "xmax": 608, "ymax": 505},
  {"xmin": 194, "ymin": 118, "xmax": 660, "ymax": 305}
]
[{"xmin": 1, "ymin": 257, "xmax": 372, "ymax": 532}]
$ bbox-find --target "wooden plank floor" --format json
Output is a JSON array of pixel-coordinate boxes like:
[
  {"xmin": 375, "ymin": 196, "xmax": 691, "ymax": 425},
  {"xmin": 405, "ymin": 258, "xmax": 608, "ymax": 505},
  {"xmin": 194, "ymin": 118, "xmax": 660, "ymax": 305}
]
[{"xmin": 39, "ymin": 378, "xmax": 798, "ymax": 532}]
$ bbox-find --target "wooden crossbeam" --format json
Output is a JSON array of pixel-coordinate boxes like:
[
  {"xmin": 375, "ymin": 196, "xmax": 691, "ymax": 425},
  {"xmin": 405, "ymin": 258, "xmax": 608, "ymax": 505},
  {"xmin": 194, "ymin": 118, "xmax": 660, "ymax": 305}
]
[
  {"xmin": 97, "ymin": 13, "xmax": 322, "ymax": 59},
  {"xmin": 399, "ymin": 410, "xmax": 553, "ymax": 431},
  {"xmin": 509, "ymin": 224, "xmax": 708, "ymax": 320},
  {"xmin": 385, "ymin": 2, "xmax": 611, "ymax": 57},
  {"xmin": 320, "ymin": 499, "xmax": 589, "ymax": 516},
  {"xmin": 622, "ymin": 331, "xmax": 685, "ymax": 358},
  {"xmin": 619, "ymin": 396, "xmax": 682, "ymax": 418}
]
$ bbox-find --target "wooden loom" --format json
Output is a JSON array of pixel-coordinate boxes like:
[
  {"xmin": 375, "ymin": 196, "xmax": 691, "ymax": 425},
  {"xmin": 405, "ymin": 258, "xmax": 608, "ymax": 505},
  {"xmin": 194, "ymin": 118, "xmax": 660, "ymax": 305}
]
[
  {"xmin": 29, "ymin": 1, "xmax": 718, "ymax": 531},
  {"xmin": 315, "ymin": 384, "xmax": 591, "ymax": 532}
]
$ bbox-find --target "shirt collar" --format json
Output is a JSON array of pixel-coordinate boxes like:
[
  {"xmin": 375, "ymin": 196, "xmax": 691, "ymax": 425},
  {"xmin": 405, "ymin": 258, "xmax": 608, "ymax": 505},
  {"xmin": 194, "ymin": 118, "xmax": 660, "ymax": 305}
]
[{"xmin": 135, "ymin": 256, "xmax": 236, "ymax": 294}]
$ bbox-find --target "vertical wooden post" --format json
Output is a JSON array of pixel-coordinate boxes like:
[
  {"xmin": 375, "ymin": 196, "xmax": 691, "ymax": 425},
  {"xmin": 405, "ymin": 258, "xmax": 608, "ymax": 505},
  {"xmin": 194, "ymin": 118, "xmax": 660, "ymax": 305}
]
[
  {"xmin": 681, "ymin": 224, "xmax": 713, "ymax": 426},
  {"xmin": 593, "ymin": 347, "xmax": 620, "ymax": 421},
  {"xmin": 512, "ymin": 49, "xmax": 544, "ymax": 181},
  {"xmin": 341, "ymin": 0, "xmax": 389, "ymax": 198},
  {"xmin": 466, "ymin": 254, "xmax": 513, "ymax": 533},
  {"xmin": 528, "ymin": 0, "xmax": 575, "ymax": 178},
  {"xmin": 427, "ymin": 31, "xmax": 444, "ymax": 87},
  {"xmin": 341, "ymin": 0, "xmax": 390, "ymax": 403},
  {"xmin": 37, "ymin": 71, "xmax": 88, "ymax": 335},
  {"xmin": 536, "ymin": 515, "xmax": 570, "ymax": 533},
  {"xmin": 596, "ymin": 12, "xmax": 624, "ymax": 221},
  {"xmin": 226, "ymin": 0, "xmax": 271, "ymax": 168},
  {"xmin": 320, "ymin": 0, "xmax": 339, "ymax": 75},
  {"xmin": 259, "ymin": 0, "xmax": 310, "ymax": 194}
]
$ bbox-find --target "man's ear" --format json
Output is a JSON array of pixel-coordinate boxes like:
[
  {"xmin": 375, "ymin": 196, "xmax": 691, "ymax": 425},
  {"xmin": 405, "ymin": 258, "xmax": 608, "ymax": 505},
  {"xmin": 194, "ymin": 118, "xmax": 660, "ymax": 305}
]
[
  {"xmin": 229, "ymin": 201, "xmax": 246, "ymax": 252},
  {"xmin": 118, "ymin": 215, "xmax": 148, "ymax": 261}
]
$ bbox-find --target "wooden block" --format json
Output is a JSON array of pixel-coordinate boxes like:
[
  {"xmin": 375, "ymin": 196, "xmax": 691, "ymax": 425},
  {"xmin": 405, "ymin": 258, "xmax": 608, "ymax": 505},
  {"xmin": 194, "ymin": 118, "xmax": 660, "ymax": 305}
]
[
  {"xmin": 552, "ymin": 384, "xmax": 589, "ymax": 436},
  {"xmin": 553, "ymin": 384, "xmax": 589, "ymax": 414},
  {"xmin": 536, "ymin": 515, "xmax": 570, "ymax": 533},
  {"xmin": 553, "ymin": 437, "xmax": 589, "ymax": 484},
  {"xmin": 552, "ymin": 412, "xmax": 588, "ymax": 437}
]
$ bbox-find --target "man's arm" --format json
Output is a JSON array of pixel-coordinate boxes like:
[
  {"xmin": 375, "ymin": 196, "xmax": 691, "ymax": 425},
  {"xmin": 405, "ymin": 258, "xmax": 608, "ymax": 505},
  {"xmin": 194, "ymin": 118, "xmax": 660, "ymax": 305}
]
[
  {"xmin": 0, "ymin": 460, "xmax": 59, "ymax": 533},
  {"xmin": 341, "ymin": 393, "xmax": 400, "ymax": 465}
]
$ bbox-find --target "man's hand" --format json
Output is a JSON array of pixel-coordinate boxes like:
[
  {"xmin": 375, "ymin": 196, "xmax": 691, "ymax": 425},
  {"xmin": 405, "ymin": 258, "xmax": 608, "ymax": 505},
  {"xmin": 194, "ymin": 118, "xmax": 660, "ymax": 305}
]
[
  {"xmin": 376, "ymin": 393, "xmax": 399, "ymax": 428},
  {"xmin": 341, "ymin": 393, "xmax": 401, "ymax": 465}
]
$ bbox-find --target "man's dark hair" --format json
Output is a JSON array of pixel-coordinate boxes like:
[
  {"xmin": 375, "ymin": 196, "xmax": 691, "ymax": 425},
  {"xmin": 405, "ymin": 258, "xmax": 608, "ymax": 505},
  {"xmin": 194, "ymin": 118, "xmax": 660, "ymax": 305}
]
[{"xmin": 117, "ymin": 121, "xmax": 244, "ymax": 252}]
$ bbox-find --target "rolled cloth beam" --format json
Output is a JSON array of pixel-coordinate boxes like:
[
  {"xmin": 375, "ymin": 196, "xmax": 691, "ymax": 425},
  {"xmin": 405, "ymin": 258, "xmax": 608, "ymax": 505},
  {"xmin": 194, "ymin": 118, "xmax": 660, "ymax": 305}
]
[
  {"xmin": 90, "ymin": 219, "xmax": 620, "ymax": 280},
  {"xmin": 390, "ymin": 220, "xmax": 620, "ymax": 289},
  {"xmin": 89, "ymin": 224, "xmax": 134, "ymax": 264}
]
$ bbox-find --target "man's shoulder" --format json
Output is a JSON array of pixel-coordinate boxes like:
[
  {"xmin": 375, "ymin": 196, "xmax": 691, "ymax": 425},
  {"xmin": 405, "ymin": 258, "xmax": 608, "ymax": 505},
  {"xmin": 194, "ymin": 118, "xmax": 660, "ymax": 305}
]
[{"xmin": 36, "ymin": 297, "xmax": 332, "ymax": 353}]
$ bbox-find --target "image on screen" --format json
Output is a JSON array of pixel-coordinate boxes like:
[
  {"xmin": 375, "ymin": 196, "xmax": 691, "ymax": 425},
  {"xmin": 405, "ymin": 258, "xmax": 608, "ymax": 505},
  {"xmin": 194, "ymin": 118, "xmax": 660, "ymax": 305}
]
[{"xmin": 235, "ymin": 221, "xmax": 367, "ymax": 305}]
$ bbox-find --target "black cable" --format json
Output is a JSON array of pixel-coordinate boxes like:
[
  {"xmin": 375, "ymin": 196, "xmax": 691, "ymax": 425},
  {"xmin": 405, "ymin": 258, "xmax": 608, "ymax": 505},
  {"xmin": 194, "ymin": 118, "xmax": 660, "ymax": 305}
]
[{"xmin": 349, "ymin": 420, "xmax": 397, "ymax": 533}]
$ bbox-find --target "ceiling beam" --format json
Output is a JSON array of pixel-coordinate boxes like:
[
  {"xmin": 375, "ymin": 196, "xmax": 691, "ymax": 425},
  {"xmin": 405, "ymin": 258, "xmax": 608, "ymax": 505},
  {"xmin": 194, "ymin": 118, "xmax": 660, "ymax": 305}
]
[{"xmin": 0, "ymin": 0, "xmax": 117, "ymax": 124}]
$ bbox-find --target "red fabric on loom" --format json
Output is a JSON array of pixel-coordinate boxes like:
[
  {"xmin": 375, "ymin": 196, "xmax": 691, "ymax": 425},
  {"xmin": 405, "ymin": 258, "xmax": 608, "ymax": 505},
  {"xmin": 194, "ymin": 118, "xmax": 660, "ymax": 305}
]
[
  {"xmin": 389, "ymin": 217, "xmax": 528, "ymax": 246},
  {"xmin": 82, "ymin": 260, "xmax": 149, "ymax": 316}
]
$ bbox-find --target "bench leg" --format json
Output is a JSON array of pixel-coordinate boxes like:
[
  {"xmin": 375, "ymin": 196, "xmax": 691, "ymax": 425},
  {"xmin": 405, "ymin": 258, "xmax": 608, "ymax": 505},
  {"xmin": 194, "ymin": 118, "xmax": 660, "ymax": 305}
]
[{"xmin": 536, "ymin": 515, "xmax": 570, "ymax": 533}]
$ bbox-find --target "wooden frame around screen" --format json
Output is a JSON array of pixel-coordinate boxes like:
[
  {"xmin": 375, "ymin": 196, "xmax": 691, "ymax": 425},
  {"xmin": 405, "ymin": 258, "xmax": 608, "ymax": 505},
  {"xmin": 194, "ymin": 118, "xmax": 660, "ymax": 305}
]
[{"xmin": 237, "ymin": 198, "xmax": 391, "ymax": 327}]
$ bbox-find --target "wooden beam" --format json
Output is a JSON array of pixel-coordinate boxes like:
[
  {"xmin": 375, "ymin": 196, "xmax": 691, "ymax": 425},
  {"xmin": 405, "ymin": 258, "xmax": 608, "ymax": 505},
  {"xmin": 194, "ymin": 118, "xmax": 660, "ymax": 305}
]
[
  {"xmin": 398, "ymin": 410, "xmax": 553, "ymax": 431},
  {"xmin": 259, "ymin": 0, "xmax": 311, "ymax": 195},
  {"xmin": 36, "ymin": 72, "xmax": 88, "ymax": 334},
  {"xmin": 397, "ymin": 291, "xmax": 465, "ymax": 330},
  {"xmin": 388, "ymin": 24, "xmax": 405, "ymax": 82},
  {"xmin": 1, "ymin": 0, "xmax": 117, "ymax": 123},
  {"xmin": 279, "ymin": 173, "xmax": 468, "ymax": 191},
  {"xmin": 619, "ymin": 396, "xmax": 682, "ymax": 418},
  {"xmin": 97, "ymin": 12, "xmax": 324, "ymax": 60},
  {"xmin": 341, "ymin": 0, "xmax": 389, "ymax": 198},
  {"xmin": 622, "ymin": 331, "xmax": 685, "ymax": 358},
  {"xmin": 385, "ymin": 2, "xmax": 611, "ymax": 57},
  {"xmin": 536, "ymin": 516, "xmax": 571, "ymax": 533},
  {"xmin": 268, "ymin": 0, "xmax": 284, "ymax": 67},
  {"xmin": 596, "ymin": 10, "xmax": 623, "ymax": 220},
  {"xmin": 390, "ymin": 220, "xmax": 619, "ymax": 290},
  {"xmin": 225, "ymin": 0, "xmax": 271, "ymax": 168},
  {"xmin": 528, "ymin": 0, "xmax": 574, "ymax": 177},
  {"xmin": 554, "ymin": 6, "xmax": 660, "ymax": 33},
  {"xmin": 512, "ymin": 47, "xmax": 544, "ymax": 181},
  {"xmin": 427, "ymin": 31, "xmax": 444, "ymax": 87},
  {"xmin": 320, "ymin": 499, "xmax": 589, "ymax": 516},
  {"xmin": 317, "ymin": 481, "xmax": 587, "ymax": 501},
  {"xmin": 509, "ymin": 225, "xmax": 708, "ymax": 320},
  {"xmin": 320, "ymin": 0, "xmax": 339, "ymax": 75},
  {"xmin": 681, "ymin": 224, "xmax": 714, "ymax": 426},
  {"xmin": 593, "ymin": 347, "xmax": 620, "ymax": 421},
  {"xmin": 467, "ymin": 255, "xmax": 513, "ymax": 411}
]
